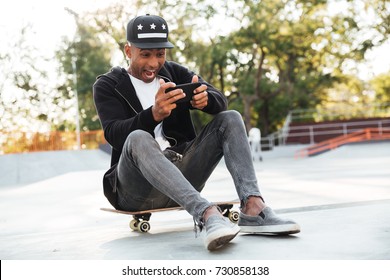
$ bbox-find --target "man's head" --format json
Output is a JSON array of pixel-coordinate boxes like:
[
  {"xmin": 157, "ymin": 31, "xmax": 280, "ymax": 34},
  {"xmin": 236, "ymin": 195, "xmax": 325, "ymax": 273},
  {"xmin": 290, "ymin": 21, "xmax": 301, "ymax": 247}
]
[{"xmin": 125, "ymin": 14, "xmax": 174, "ymax": 83}]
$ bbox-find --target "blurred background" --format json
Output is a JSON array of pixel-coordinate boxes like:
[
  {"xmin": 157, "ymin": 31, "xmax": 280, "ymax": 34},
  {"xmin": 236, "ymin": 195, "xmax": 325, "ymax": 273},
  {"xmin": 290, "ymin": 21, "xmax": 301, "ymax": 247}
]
[{"xmin": 1, "ymin": 0, "xmax": 389, "ymax": 154}]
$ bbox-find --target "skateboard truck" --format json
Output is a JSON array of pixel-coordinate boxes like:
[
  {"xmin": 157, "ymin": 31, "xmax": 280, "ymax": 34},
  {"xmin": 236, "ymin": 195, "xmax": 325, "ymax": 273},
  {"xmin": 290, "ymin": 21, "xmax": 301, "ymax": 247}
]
[
  {"xmin": 130, "ymin": 213, "xmax": 152, "ymax": 232},
  {"xmin": 219, "ymin": 203, "xmax": 240, "ymax": 223}
]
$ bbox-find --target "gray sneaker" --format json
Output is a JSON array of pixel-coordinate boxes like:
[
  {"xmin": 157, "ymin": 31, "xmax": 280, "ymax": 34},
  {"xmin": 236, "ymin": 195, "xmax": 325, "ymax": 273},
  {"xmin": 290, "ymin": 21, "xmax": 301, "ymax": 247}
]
[
  {"xmin": 238, "ymin": 207, "xmax": 300, "ymax": 234},
  {"xmin": 204, "ymin": 215, "xmax": 240, "ymax": 250}
]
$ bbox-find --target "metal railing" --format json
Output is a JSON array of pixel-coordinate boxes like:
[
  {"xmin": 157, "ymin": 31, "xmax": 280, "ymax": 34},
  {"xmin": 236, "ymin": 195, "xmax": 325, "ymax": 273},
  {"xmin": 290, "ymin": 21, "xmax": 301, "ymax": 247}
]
[
  {"xmin": 259, "ymin": 117, "xmax": 390, "ymax": 150},
  {"xmin": 285, "ymin": 118, "xmax": 390, "ymax": 144}
]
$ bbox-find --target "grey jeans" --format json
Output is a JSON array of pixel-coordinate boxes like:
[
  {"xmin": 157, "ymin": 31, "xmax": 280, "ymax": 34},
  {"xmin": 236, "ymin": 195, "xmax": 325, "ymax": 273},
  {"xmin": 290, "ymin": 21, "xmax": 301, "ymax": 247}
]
[{"xmin": 116, "ymin": 110, "xmax": 261, "ymax": 223}]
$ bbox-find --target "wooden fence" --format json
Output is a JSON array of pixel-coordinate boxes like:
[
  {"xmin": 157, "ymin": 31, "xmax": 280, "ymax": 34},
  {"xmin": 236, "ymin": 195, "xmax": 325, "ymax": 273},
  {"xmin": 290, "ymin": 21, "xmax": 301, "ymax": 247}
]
[{"xmin": 0, "ymin": 130, "xmax": 107, "ymax": 154}]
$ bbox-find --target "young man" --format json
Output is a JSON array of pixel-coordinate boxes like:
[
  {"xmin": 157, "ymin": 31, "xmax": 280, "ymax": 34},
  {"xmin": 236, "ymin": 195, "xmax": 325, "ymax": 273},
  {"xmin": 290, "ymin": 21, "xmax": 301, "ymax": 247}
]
[{"xmin": 93, "ymin": 14, "xmax": 300, "ymax": 250}]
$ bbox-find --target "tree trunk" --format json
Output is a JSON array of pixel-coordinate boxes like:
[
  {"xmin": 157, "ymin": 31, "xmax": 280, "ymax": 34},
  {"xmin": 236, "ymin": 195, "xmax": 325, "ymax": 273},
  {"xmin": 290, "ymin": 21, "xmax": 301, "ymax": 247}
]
[
  {"xmin": 242, "ymin": 94, "xmax": 258, "ymax": 133},
  {"xmin": 260, "ymin": 98, "xmax": 270, "ymax": 136}
]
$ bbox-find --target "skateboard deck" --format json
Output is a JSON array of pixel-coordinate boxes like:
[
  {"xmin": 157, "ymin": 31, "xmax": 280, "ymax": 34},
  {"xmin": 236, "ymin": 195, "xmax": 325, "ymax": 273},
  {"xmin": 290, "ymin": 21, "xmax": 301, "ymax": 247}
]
[{"xmin": 101, "ymin": 201, "xmax": 240, "ymax": 233}]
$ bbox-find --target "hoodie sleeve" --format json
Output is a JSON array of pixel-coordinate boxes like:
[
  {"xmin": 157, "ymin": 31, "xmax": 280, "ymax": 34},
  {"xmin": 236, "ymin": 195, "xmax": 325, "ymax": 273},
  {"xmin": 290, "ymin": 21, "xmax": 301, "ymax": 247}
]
[{"xmin": 93, "ymin": 71, "xmax": 159, "ymax": 151}]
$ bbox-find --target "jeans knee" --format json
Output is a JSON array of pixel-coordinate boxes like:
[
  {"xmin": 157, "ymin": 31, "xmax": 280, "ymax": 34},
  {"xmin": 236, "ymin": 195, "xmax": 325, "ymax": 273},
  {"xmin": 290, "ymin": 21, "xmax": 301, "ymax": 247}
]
[
  {"xmin": 124, "ymin": 130, "xmax": 156, "ymax": 153},
  {"xmin": 217, "ymin": 110, "xmax": 244, "ymax": 129}
]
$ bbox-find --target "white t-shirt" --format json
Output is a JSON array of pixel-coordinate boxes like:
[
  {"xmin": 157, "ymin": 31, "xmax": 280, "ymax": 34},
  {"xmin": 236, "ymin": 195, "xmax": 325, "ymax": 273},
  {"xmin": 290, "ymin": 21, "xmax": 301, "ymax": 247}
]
[{"xmin": 129, "ymin": 75, "xmax": 171, "ymax": 150}]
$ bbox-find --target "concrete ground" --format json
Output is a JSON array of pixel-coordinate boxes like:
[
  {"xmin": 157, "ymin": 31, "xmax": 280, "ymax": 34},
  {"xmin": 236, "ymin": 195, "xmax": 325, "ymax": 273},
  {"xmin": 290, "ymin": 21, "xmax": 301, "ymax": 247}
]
[{"xmin": 0, "ymin": 143, "xmax": 389, "ymax": 260}]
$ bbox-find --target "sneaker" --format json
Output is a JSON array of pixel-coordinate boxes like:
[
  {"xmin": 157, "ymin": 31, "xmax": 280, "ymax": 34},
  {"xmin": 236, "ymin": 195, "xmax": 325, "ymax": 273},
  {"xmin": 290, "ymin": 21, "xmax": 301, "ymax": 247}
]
[
  {"xmin": 204, "ymin": 215, "xmax": 240, "ymax": 250},
  {"xmin": 238, "ymin": 207, "xmax": 300, "ymax": 234}
]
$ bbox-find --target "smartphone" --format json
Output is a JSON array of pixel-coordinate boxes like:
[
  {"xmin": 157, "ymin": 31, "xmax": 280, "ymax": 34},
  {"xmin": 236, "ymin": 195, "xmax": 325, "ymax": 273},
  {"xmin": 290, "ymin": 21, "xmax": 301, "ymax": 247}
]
[{"xmin": 165, "ymin": 82, "xmax": 202, "ymax": 103}]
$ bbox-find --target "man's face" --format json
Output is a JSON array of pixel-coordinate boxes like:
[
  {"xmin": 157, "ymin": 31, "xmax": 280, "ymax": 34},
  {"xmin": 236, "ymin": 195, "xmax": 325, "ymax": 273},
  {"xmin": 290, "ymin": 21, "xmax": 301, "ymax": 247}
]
[{"xmin": 126, "ymin": 44, "xmax": 166, "ymax": 83}]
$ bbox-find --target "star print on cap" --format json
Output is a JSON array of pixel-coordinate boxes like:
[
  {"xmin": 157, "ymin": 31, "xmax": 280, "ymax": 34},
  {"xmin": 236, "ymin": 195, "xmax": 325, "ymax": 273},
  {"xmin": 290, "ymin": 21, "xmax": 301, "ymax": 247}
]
[{"xmin": 127, "ymin": 14, "xmax": 174, "ymax": 49}]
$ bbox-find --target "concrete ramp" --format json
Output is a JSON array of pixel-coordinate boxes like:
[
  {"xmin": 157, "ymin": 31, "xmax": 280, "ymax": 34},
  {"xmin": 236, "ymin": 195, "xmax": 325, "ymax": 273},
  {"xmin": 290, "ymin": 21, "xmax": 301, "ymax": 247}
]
[{"xmin": 0, "ymin": 150, "xmax": 110, "ymax": 187}]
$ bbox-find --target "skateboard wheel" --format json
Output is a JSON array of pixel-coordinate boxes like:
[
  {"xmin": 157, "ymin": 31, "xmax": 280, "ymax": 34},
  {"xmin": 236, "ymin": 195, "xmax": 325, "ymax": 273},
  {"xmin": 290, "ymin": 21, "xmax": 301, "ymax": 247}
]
[
  {"xmin": 138, "ymin": 221, "xmax": 151, "ymax": 233},
  {"xmin": 228, "ymin": 210, "xmax": 239, "ymax": 223},
  {"xmin": 129, "ymin": 219, "xmax": 138, "ymax": 231}
]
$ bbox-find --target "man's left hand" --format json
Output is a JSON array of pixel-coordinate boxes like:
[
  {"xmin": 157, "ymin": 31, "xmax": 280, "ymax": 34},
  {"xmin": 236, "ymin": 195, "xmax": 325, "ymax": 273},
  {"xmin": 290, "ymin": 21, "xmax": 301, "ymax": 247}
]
[{"xmin": 190, "ymin": 75, "xmax": 208, "ymax": 110}]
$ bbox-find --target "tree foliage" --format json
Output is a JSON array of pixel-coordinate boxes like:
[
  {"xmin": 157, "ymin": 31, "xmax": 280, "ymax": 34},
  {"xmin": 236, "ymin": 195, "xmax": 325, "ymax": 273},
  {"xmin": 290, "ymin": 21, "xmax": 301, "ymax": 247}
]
[
  {"xmin": 0, "ymin": 25, "xmax": 70, "ymax": 133},
  {"xmin": 370, "ymin": 72, "xmax": 390, "ymax": 104},
  {"xmin": 56, "ymin": 9, "xmax": 113, "ymax": 131},
  {"xmin": 217, "ymin": 0, "xmax": 386, "ymax": 134}
]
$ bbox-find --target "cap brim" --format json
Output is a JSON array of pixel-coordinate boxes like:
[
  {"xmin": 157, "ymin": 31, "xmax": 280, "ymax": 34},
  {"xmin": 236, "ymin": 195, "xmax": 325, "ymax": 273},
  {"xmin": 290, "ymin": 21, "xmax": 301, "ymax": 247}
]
[{"xmin": 131, "ymin": 41, "xmax": 174, "ymax": 49}]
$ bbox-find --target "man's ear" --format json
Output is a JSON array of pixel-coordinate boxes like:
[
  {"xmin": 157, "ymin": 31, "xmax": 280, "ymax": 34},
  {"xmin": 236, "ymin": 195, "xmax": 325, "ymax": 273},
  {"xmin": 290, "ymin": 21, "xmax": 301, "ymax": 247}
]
[{"xmin": 124, "ymin": 43, "xmax": 131, "ymax": 59}]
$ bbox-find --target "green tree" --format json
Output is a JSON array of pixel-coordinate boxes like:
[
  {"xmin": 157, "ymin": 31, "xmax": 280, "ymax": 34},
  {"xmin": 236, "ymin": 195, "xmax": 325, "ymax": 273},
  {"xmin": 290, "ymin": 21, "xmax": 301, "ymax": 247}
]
[
  {"xmin": 56, "ymin": 9, "xmax": 113, "ymax": 131},
  {"xmin": 370, "ymin": 72, "xmax": 390, "ymax": 104},
  {"xmin": 315, "ymin": 74, "xmax": 376, "ymax": 120},
  {"xmin": 0, "ymin": 25, "xmax": 68, "ymax": 133},
  {"xmin": 221, "ymin": 0, "xmax": 384, "ymax": 134}
]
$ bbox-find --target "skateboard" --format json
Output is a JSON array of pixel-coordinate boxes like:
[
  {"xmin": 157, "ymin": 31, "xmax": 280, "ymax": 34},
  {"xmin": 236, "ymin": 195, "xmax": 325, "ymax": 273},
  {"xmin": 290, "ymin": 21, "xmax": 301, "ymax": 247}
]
[{"xmin": 101, "ymin": 201, "xmax": 240, "ymax": 233}]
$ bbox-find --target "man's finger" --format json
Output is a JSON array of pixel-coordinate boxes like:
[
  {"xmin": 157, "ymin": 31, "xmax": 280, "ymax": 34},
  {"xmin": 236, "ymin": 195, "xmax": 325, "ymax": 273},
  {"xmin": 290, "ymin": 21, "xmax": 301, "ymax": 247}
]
[{"xmin": 191, "ymin": 75, "xmax": 199, "ymax": 83}]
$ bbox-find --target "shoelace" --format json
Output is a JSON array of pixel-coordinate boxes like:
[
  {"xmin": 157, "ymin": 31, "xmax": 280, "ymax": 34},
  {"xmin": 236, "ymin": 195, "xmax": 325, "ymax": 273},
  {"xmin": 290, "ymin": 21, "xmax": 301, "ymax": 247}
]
[{"xmin": 193, "ymin": 217, "xmax": 205, "ymax": 238}]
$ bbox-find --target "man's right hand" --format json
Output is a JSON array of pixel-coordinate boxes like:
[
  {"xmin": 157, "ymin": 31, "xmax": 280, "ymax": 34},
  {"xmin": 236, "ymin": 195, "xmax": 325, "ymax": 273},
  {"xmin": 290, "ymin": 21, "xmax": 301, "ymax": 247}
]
[{"xmin": 152, "ymin": 79, "xmax": 186, "ymax": 122}]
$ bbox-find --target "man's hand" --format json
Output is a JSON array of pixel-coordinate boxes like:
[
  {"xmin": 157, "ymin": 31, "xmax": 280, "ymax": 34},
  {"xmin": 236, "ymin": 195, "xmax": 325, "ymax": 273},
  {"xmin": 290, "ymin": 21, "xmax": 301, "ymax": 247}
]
[
  {"xmin": 190, "ymin": 75, "xmax": 208, "ymax": 110},
  {"xmin": 152, "ymin": 79, "xmax": 186, "ymax": 122}
]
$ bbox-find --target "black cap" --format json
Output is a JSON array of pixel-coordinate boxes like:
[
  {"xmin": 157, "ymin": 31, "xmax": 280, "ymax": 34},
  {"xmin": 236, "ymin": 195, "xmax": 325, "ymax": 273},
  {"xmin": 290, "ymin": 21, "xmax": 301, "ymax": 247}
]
[{"xmin": 126, "ymin": 14, "xmax": 174, "ymax": 49}]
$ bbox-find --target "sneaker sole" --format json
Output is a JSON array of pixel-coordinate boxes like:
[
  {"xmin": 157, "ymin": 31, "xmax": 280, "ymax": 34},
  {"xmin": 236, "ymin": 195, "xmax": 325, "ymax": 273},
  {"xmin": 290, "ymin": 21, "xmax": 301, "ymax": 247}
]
[
  {"xmin": 239, "ymin": 224, "xmax": 300, "ymax": 235},
  {"xmin": 205, "ymin": 227, "xmax": 240, "ymax": 251}
]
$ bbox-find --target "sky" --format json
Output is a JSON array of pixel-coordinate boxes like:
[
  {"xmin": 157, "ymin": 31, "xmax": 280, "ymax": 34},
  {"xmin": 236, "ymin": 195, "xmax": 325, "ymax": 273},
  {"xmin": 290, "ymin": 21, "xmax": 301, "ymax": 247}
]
[
  {"xmin": 0, "ymin": 0, "xmax": 112, "ymax": 54},
  {"xmin": 1, "ymin": 0, "xmax": 389, "ymax": 79}
]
